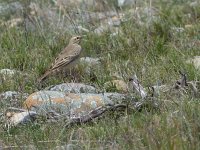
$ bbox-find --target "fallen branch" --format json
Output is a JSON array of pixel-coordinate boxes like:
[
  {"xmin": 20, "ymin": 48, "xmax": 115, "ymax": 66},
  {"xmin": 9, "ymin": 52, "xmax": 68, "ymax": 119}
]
[
  {"xmin": 129, "ymin": 74, "xmax": 147, "ymax": 99},
  {"xmin": 65, "ymin": 104, "xmax": 127, "ymax": 127},
  {"xmin": 65, "ymin": 106, "xmax": 107, "ymax": 127},
  {"xmin": 5, "ymin": 107, "xmax": 27, "ymax": 113},
  {"xmin": 174, "ymin": 71, "xmax": 188, "ymax": 89}
]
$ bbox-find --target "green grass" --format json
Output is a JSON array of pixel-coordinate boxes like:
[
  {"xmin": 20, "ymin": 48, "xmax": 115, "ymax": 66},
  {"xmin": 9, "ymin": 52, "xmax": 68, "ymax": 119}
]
[{"xmin": 0, "ymin": 0, "xmax": 200, "ymax": 149}]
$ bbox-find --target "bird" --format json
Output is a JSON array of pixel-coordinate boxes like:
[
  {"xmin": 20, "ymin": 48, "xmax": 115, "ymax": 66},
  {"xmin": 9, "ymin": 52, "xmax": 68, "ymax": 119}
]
[{"xmin": 37, "ymin": 36, "xmax": 82, "ymax": 82}]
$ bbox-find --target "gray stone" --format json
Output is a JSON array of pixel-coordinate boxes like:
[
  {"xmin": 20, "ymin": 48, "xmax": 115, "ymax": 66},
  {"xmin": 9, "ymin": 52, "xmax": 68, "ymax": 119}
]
[
  {"xmin": 171, "ymin": 27, "xmax": 185, "ymax": 33},
  {"xmin": 0, "ymin": 91, "xmax": 28, "ymax": 107},
  {"xmin": 0, "ymin": 2, "xmax": 23, "ymax": 18},
  {"xmin": 0, "ymin": 69, "xmax": 18, "ymax": 76},
  {"xmin": 186, "ymin": 56, "xmax": 200, "ymax": 70},
  {"xmin": 118, "ymin": 0, "xmax": 135, "ymax": 7},
  {"xmin": 79, "ymin": 57, "xmax": 101, "ymax": 66},
  {"xmin": 189, "ymin": 1, "xmax": 199, "ymax": 7},
  {"xmin": 0, "ymin": 69, "xmax": 23, "ymax": 82},
  {"xmin": 126, "ymin": 7, "xmax": 159, "ymax": 26},
  {"xmin": 79, "ymin": 57, "xmax": 101, "ymax": 75},
  {"xmin": 24, "ymin": 91, "xmax": 129, "ymax": 117},
  {"xmin": 48, "ymin": 83, "xmax": 97, "ymax": 93},
  {"xmin": 94, "ymin": 26, "xmax": 107, "ymax": 35}
]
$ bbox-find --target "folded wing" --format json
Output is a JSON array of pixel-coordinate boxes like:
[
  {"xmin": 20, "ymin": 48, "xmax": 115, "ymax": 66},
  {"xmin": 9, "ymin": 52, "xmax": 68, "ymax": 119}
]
[{"xmin": 50, "ymin": 45, "xmax": 81, "ymax": 71}]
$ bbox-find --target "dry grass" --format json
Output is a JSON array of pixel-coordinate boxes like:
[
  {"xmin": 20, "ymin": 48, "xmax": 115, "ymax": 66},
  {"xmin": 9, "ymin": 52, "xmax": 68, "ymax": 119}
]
[{"xmin": 0, "ymin": 0, "xmax": 200, "ymax": 149}]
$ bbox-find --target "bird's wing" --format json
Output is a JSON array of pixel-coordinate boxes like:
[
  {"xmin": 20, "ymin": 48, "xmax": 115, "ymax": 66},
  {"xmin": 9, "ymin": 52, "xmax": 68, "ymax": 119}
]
[
  {"xmin": 54, "ymin": 44, "xmax": 72, "ymax": 62},
  {"xmin": 50, "ymin": 45, "xmax": 82, "ymax": 71}
]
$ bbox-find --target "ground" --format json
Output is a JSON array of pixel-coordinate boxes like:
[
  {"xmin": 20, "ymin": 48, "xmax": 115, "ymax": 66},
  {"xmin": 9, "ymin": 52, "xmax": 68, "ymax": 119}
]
[{"xmin": 0, "ymin": 0, "xmax": 200, "ymax": 149}]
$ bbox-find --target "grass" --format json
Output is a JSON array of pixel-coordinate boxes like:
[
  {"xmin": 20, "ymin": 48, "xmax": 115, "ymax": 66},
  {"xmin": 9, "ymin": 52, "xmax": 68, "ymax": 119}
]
[{"xmin": 0, "ymin": 0, "xmax": 200, "ymax": 149}]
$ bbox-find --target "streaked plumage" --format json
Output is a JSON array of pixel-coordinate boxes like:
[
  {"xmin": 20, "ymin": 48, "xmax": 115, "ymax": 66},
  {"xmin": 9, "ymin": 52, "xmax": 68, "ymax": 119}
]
[{"xmin": 38, "ymin": 36, "xmax": 82, "ymax": 82}]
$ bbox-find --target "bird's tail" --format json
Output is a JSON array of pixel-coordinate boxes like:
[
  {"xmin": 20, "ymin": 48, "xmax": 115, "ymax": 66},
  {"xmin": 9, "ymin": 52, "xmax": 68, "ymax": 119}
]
[{"xmin": 37, "ymin": 70, "xmax": 51, "ymax": 83}]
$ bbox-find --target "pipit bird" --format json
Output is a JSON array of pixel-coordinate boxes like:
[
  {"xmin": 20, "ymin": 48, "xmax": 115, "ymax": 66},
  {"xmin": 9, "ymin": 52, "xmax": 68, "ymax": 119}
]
[{"xmin": 37, "ymin": 36, "xmax": 82, "ymax": 82}]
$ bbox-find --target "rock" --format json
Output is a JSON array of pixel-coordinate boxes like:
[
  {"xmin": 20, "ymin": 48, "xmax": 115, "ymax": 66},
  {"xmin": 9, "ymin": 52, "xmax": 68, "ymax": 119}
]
[
  {"xmin": 127, "ymin": 7, "xmax": 159, "ymax": 25},
  {"xmin": 106, "ymin": 16, "xmax": 121, "ymax": 27},
  {"xmin": 55, "ymin": 0, "xmax": 111, "ymax": 11},
  {"xmin": 118, "ymin": 0, "xmax": 135, "ymax": 7},
  {"xmin": 0, "ymin": 69, "xmax": 21, "ymax": 81},
  {"xmin": 6, "ymin": 111, "xmax": 37, "ymax": 126},
  {"xmin": 48, "ymin": 83, "xmax": 97, "ymax": 93},
  {"xmin": 24, "ymin": 91, "xmax": 66, "ymax": 110},
  {"xmin": 186, "ymin": 56, "xmax": 200, "ymax": 70},
  {"xmin": 78, "ymin": 11, "xmax": 118, "ymax": 24},
  {"xmin": 189, "ymin": 1, "xmax": 199, "ymax": 7},
  {"xmin": 27, "ymin": 2, "xmax": 68, "ymax": 31},
  {"xmin": 104, "ymin": 80, "xmax": 129, "ymax": 93},
  {"xmin": 55, "ymin": 0, "xmax": 92, "ymax": 8},
  {"xmin": 0, "ymin": 2, "xmax": 23, "ymax": 18},
  {"xmin": 24, "ymin": 91, "xmax": 128, "ymax": 117},
  {"xmin": 80, "ymin": 57, "xmax": 101, "ymax": 66},
  {"xmin": 94, "ymin": 26, "xmax": 107, "ymax": 35},
  {"xmin": 79, "ymin": 57, "xmax": 101, "ymax": 75},
  {"xmin": 171, "ymin": 27, "xmax": 185, "ymax": 33},
  {"xmin": 0, "ymin": 69, "xmax": 18, "ymax": 76},
  {"xmin": 0, "ymin": 91, "xmax": 28, "ymax": 100},
  {"xmin": 0, "ymin": 91, "xmax": 28, "ymax": 107},
  {"xmin": 93, "ymin": 14, "xmax": 123, "ymax": 35}
]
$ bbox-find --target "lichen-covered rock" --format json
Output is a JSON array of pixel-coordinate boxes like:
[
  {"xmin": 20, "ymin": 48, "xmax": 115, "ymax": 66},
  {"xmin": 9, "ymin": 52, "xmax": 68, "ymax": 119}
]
[
  {"xmin": 48, "ymin": 83, "xmax": 97, "ymax": 93},
  {"xmin": 0, "ymin": 91, "xmax": 28, "ymax": 107},
  {"xmin": 24, "ymin": 91, "xmax": 128, "ymax": 117},
  {"xmin": 24, "ymin": 91, "xmax": 66, "ymax": 109}
]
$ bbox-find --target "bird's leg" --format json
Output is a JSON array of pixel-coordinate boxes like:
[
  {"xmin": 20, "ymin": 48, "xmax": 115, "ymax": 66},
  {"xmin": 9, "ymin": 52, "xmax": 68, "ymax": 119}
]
[{"xmin": 69, "ymin": 68, "xmax": 72, "ymax": 77}]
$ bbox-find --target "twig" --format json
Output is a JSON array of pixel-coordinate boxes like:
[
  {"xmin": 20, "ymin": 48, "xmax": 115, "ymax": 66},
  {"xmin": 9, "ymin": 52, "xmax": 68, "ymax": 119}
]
[
  {"xmin": 6, "ymin": 107, "xmax": 27, "ymax": 113},
  {"xmin": 65, "ymin": 104, "xmax": 128, "ymax": 127},
  {"xmin": 64, "ymin": 106, "xmax": 106, "ymax": 127},
  {"xmin": 175, "ymin": 71, "xmax": 188, "ymax": 89},
  {"xmin": 129, "ymin": 74, "xmax": 147, "ymax": 99}
]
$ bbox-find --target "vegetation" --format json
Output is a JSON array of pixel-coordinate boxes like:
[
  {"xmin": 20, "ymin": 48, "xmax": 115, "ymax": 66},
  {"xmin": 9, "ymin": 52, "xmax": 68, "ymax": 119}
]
[{"xmin": 0, "ymin": 0, "xmax": 200, "ymax": 149}]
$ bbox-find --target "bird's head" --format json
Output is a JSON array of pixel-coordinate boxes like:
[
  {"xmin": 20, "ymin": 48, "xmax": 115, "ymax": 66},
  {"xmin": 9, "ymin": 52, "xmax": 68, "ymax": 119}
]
[{"xmin": 69, "ymin": 36, "xmax": 82, "ymax": 44}]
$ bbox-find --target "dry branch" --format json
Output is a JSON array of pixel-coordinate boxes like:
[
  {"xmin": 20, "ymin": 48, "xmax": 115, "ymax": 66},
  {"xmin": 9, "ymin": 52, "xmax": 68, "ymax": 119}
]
[
  {"xmin": 129, "ymin": 74, "xmax": 147, "ymax": 99},
  {"xmin": 174, "ymin": 71, "xmax": 188, "ymax": 89},
  {"xmin": 65, "ymin": 104, "xmax": 127, "ymax": 127}
]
